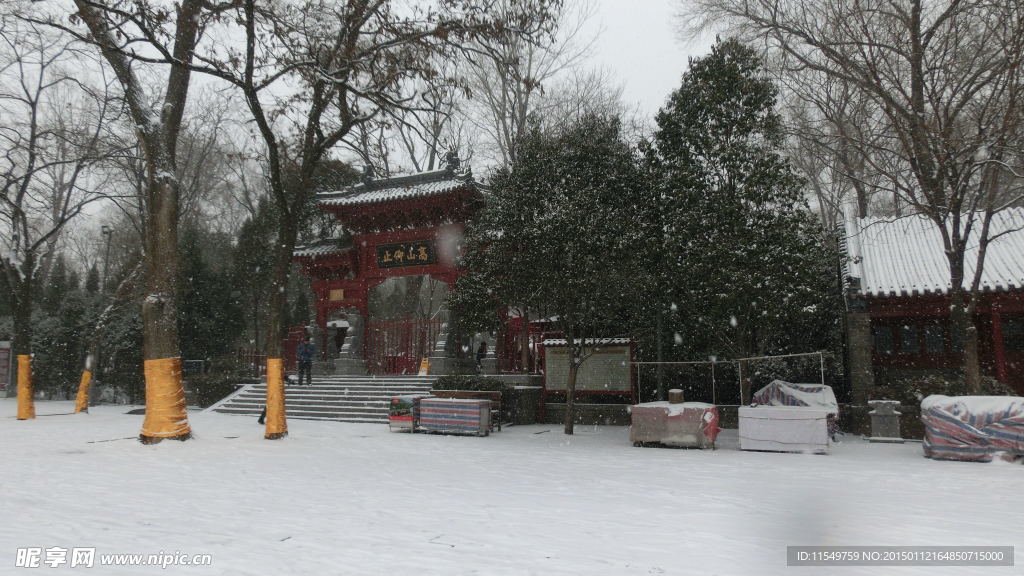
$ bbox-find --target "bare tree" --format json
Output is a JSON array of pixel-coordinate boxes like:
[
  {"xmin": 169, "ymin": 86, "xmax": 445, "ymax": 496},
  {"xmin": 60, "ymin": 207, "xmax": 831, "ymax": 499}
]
[
  {"xmin": 0, "ymin": 16, "xmax": 121, "ymax": 416},
  {"xmin": 39, "ymin": 0, "xmax": 225, "ymax": 442},
  {"xmin": 463, "ymin": 0, "xmax": 596, "ymax": 167},
  {"xmin": 109, "ymin": 0, "xmax": 561, "ymax": 440},
  {"xmin": 342, "ymin": 63, "xmax": 471, "ymax": 176},
  {"xmin": 687, "ymin": 0, "xmax": 1024, "ymax": 391}
]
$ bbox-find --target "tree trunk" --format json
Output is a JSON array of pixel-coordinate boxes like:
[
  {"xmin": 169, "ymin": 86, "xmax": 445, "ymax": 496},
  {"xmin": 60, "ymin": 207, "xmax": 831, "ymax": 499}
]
[
  {"xmin": 964, "ymin": 324, "xmax": 982, "ymax": 393},
  {"xmin": 263, "ymin": 211, "xmax": 297, "ymax": 440},
  {"xmin": 520, "ymin": 308, "xmax": 530, "ymax": 372},
  {"xmin": 139, "ymin": 172, "xmax": 191, "ymax": 443},
  {"xmin": 563, "ymin": 336, "xmax": 580, "ymax": 435}
]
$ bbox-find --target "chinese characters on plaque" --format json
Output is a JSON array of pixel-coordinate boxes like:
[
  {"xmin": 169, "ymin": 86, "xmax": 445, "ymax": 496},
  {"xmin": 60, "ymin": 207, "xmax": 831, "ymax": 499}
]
[{"xmin": 376, "ymin": 240, "xmax": 436, "ymax": 268}]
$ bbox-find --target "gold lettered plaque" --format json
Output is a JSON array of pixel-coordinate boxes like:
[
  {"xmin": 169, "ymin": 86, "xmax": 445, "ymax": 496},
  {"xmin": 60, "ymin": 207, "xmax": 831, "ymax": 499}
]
[
  {"xmin": 329, "ymin": 289, "xmax": 345, "ymax": 302},
  {"xmin": 376, "ymin": 240, "xmax": 436, "ymax": 268}
]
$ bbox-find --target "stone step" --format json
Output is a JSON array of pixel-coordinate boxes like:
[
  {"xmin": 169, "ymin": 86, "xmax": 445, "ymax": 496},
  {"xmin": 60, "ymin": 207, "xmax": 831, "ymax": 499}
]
[
  {"xmin": 216, "ymin": 410, "xmax": 384, "ymax": 425},
  {"xmin": 232, "ymin": 398, "xmax": 392, "ymax": 406},
  {"xmin": 215, "ymin": 406, "xmax": 387, "ymax": 418},
  {"xmin": 211, "ymin": 374, "xmax": 439, "ymax": 424},
  {"xmin": 283, "ymin": 382, "xmax": 436, "ymax": 387}
]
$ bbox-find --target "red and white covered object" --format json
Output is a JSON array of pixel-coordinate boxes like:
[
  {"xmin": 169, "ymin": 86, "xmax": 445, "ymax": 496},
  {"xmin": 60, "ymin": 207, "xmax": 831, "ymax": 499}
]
[{"xmin": 630, "ymin": 402, "xmax": 720, "ymax": 448}]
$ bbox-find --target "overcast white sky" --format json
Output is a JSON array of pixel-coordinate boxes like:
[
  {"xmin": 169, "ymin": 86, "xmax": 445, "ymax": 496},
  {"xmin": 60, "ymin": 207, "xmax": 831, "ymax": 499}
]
[{"xmin": 582, "ymin": 0, "xmax": 716, "ymax": 120}]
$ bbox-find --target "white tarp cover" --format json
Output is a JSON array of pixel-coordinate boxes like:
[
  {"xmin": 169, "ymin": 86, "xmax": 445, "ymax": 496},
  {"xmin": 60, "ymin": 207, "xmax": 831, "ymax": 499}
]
[
  {"xmin": 751, "ymin": 380, "xmax": 838, "ymax": 414},
  {"xmin": 739, "ymin": 406, "xmax": 831, "ymax": 453}
]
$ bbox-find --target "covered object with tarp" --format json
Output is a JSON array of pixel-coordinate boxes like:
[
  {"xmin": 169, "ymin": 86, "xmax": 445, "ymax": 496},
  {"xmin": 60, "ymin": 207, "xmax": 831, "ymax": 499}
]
[
  {"xmin": 739, "ymin": 381, "xmax": 839, "ymax": 453},
  {"xmin": 921, "ymin": 395, "xmax": 1024, "ymax": 462},
  {"xmin": 630, "ymin": 402, "xmax": 720, "ymax": 448},
  {"xmin": 751, "ymin": 380, "xmax": 839, "ymax": 436}
]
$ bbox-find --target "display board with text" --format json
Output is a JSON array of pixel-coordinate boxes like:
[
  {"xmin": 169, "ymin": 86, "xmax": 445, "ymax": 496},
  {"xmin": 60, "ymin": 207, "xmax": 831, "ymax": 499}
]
[{"xmin": 543, "ymin": 341, "xmax": 633, "ymax": 393}]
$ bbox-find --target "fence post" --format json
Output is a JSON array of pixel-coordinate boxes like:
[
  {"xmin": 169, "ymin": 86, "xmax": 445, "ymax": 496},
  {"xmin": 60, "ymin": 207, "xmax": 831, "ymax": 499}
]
[{"xmin": 739, "ymin": 361, "xmax": 750, "ymax": 405}]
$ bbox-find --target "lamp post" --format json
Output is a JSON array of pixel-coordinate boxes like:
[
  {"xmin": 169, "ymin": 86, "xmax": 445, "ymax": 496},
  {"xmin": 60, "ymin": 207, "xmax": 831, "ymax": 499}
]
[{"xmin": 100, "ymin": 225, "xmax": 113, "ymax": 293}]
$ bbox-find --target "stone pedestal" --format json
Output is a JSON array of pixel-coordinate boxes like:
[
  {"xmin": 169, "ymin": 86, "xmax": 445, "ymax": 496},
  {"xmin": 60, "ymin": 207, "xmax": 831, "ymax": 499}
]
[
  {"xmin": 867, "ymin": 399, "xmax": 903, "ymax": 443},
  {"xmin": 334, "ymin": 358, "xmax": 368, "ymax": 375}
]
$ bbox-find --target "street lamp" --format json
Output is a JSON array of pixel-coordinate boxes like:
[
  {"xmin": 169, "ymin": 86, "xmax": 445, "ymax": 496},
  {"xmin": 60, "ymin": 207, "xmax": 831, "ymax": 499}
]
[{"xmin": 100, "ymin": 225, "xmax": 113, "ymax": 293}]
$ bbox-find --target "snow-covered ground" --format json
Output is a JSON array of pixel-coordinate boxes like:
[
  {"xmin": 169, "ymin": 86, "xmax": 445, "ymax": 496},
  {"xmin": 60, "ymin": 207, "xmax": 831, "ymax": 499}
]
[{"xmin": 2, "ymin": 399, "xmax": 1020, "ymax": 575}]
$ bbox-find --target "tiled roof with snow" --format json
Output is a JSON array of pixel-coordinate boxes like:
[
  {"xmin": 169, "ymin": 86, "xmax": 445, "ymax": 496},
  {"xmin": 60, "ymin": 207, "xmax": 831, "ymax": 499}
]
[
  {"xmin": 318, "ymin": 168, "xmax": 475, "ymax": 208},
  {"xmin": 293, "ymin": 238, "xmax": 350, "ymax": 259},
  {"xmin": 542, "ymin": 338, "xmax": 633, "ymax": 346},
  {"xmin": 844, "ymin": 207, "xmax": 1024, "ymax": 297}
]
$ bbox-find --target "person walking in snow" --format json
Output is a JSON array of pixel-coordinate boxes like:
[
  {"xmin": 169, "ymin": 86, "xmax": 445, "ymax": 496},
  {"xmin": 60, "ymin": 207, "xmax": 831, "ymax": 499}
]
[{"xmin": 296, "ymin": 337, "xmax": 316, "ymax": 386}]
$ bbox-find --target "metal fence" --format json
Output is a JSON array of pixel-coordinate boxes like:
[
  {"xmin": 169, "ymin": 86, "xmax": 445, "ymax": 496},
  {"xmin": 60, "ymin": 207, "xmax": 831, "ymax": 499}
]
[{"xmin": 633, "ymin": 351, "xmax": 833, "ymax": 405}]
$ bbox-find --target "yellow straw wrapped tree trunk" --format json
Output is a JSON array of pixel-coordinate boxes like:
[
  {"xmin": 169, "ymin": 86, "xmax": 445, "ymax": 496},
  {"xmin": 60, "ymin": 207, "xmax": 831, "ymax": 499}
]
[
  {"xmin": 72, "ymin": 1, "xmax": 204, "ymax": 443},
  {"xmin": 16, "ymin": 355, "xmax": 34, "ymax": 420}
]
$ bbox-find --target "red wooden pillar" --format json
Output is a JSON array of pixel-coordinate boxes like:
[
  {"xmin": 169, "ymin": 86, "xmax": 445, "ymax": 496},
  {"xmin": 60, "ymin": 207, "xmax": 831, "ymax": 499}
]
[
  {"xmin": 316, "ymin": 292, "xmax": 329, "ymax": 361},
  {"xmin": 993, "ymin": 301, "xmax": 1007, "ymax": 382},
  {"xmin": 359, "ymin": 302, "xmax": 370, "ymax": 364}
]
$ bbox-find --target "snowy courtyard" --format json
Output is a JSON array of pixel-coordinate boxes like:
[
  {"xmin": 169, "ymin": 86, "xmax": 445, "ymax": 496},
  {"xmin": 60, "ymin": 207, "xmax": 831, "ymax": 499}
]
[{"xmin": 2, "ymin": 399, "xmax": 1021, "ymax": 575}]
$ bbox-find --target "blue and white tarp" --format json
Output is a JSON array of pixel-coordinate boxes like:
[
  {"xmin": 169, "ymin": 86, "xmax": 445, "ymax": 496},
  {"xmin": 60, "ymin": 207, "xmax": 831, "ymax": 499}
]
[{"xmin": 921, "ymin": 395, "xmax": 1024, "ymax": 462}]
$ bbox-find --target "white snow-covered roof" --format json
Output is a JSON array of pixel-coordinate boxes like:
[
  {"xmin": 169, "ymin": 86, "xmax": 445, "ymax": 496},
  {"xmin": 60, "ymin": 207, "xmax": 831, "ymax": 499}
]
[
  {"xmin": 844, "ymin": 207, "xmax": 1024, "ymax": 297},
  {"xmin": 542, "ymin": 338, "xmax": 632, "ymax": 346},
  {"xmin": 318, "ymin": 169, "xmax": 475, "ymax": 208},
  {"xmin": 293, "ymin": 238, "xmax": 350, "ymax": 259}
]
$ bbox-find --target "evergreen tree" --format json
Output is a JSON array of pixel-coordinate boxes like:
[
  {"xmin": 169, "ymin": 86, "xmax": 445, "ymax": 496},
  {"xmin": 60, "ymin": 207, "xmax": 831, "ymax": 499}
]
[
  {"xmin": 453, "ymin": 114, "xmax": 650, "ymax": 434},
  {"xmin": 291, "ymin": 287, "xmax": 310, "ymax": 328},
  {"xmin": 233, "ymin": 199, "xmax": 277, "ymax": 349},
  {"xmin": 0, "ymin": 270, "xmax": 11, "ymax": 318},
  {"xmin": 41, "ymin": 256, "xmax": 70, "ymax": 316},
  {"xmin": 179, "ymin": 225, "xmax": 245, "ymax": 360},
  {"xmin": 85, "ymin": 263, "xmax": 101, "ymax": 295},
  {"xmin": 650, "ymin": 38, "xmax": 841, "ymax": 377}
]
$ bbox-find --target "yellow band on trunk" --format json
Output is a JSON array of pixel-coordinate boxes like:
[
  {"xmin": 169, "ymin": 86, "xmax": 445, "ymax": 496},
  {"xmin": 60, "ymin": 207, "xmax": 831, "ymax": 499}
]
[
  {"xmin": 74, "ymin": 370, "xmax": 92, "ymax": 414},
  {"xmin": 16, "ymin": 355, "xmax": 34, "ymax": 420},
  {"xmin": 140, "ymin": 357, "xmax": 191, "ymax": 439},
  {"xmin": 265, "ymin": 357, "xmax": 288, "ymax": 438}
]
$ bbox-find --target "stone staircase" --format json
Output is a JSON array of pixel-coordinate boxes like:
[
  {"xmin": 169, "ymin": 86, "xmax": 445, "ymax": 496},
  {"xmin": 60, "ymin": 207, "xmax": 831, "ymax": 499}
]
[{"xmin": 209, "ymin": 375, "xmax": 437, "ymax": 424}]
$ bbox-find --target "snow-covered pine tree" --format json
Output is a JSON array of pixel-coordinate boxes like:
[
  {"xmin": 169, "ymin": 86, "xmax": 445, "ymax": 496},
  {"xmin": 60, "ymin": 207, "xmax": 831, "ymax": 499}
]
[
  {"xmin": 454, "ymin": 114, "xmax": 650, "ymax": 434},
  {"xmin": 651, "ymin": 38, "xmax": 840, "ymax": 385}
]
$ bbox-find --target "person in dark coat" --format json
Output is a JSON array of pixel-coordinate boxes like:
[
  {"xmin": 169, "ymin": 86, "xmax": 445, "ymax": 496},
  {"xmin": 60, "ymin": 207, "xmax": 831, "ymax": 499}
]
[
  {"xmin": 296, "ymin": 337, "xmax": 316, "ymax": 386},
  {"xmin": 475, "ymin": 341, "xmax": 488, "ymax": 373}
]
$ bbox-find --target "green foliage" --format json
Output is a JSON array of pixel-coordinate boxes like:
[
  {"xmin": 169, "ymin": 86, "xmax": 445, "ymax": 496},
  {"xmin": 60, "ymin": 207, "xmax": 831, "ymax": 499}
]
[
  {"xmin": 31, "ymin": 294, "xmax": 89, "ymax": 399},
  {"xmin": 432, "ymin": 375, "xmax": 512, "ymax": 391},
  {"xmin": 233, "ymin": 198, "xmax": 277, "ymax": 347},
  {"xmin": 84, "ymin": 262, "xmax": 100, "ymax": 295},
  {"xmin": 0, "ymin": 271, "xmax": 10, "ymax": 319},
  {"xmin": 648, "ymin": 37, "xmax": 842, "ymax": 362},
  {"xmin": 871, "ymin": 375, "xmax": 1018, "ymax": 406},
  {"xmin": 179, "ymin": 225, "xmax": 245, "ymax": 359},
  {"xmin": 185, "ymin": 373, "xmax": 248, "ymax": 407},
  {"xmin": 41, "ymin": 255, "xmax": 72, "ymax": 316},
  {"xmin": 453, "ymin": 114, "xmax": 650, "ymax": 346}
]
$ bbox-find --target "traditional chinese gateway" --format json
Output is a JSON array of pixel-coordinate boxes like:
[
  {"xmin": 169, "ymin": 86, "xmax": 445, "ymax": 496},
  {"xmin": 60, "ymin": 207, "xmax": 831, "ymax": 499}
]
[{"xmin": 293, "ymin": 156, "xmax": 494, "ymax": 375}]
